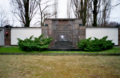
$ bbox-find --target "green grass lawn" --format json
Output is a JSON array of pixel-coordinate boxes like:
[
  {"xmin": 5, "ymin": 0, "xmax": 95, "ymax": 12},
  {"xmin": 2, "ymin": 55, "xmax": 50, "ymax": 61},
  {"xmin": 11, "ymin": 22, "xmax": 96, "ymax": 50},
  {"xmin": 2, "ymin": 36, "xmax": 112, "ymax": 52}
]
[
  {"xmin": 0, "ymin": 55, "xmax": 120, "ymax": 78},
  {"xmin": 0, "ymin": 47, "xmax": 38, "ymax": 53},
  {"xmin": 0, "ymin": 46, "xmax": 120, "ymax": 53}
]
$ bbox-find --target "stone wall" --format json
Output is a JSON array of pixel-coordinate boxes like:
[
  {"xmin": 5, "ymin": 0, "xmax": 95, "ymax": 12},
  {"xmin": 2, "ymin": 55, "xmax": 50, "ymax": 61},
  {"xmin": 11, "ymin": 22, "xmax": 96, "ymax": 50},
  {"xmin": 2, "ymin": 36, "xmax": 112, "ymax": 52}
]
[{"xmin": 44, "ymin": 19, "xmax": 83, "ymax": 49}]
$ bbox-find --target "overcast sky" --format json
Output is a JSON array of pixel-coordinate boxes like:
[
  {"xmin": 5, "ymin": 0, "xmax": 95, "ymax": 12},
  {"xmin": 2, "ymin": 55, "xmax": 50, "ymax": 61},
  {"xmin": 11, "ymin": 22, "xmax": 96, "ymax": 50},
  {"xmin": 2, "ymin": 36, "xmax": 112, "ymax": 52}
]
[
  {"xmin": 0, "ymin": 0, "xmax": 120, "ymax": 27},
  {"xmin": 109, "ymin": 0, "xmax": 120, "ymax": 23}
]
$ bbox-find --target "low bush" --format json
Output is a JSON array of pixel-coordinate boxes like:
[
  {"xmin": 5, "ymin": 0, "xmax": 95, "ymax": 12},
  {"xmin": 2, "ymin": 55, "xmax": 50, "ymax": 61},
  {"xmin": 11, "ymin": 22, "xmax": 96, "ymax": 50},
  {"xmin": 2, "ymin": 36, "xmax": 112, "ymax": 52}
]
[
  {"xmin": 17, "ymin": 34, "xmax": 52, "ymax": 51},
  {"xmin": 77, "ymin": 36, "xmax": 114, "ymax": 51}
]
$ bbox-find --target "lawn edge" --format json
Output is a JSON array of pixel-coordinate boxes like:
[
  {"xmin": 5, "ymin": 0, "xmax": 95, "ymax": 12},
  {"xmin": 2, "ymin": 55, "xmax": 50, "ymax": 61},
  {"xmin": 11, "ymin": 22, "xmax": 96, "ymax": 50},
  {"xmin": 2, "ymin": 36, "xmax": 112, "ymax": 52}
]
[{"xmin": 0, "ymin": 53, "xmax": 120, "ymax": 56}]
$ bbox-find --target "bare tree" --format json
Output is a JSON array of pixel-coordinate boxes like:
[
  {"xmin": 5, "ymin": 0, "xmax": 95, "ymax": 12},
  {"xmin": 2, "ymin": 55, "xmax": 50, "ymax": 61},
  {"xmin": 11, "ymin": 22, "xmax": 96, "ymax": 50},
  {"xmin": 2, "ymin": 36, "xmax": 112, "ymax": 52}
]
[
  {"xmin": 35, "ymin": 0, "xmax": 56, "ymax": 26},
  {"xmin": 70, "ymin": 0, "xmax": 90, "ymax": 26},
  {"xmin": 94, "ymin": 0, "xmax": 112, "ymax": 27},
  {"xmin": 69, "ymin": 0, "xmax": 112, "ymax": 27},
  {"xmin": 53, "ymin": 0, "xmax": 58, "ymax": 18},
  {"xmin": 67, "ymin": 0, "xmax": 72, "ymax": 18},
  {"xmin": 11, "ymin": 0, "xmax": 38, "ymax": 27},
  {"xmin": 70, "ymin": 0, "xmax": 80, "ymax": 18},
  {"xmin": 0, "ymin": 7, "xmax": 9, "ymax": 27},
  {"xmin": 86, "ymin": 0, "xmax": 93, "ymax": 26},
  {"xmin": 102, "ymin": 0, "xmax": 111, "ymax": 26}
]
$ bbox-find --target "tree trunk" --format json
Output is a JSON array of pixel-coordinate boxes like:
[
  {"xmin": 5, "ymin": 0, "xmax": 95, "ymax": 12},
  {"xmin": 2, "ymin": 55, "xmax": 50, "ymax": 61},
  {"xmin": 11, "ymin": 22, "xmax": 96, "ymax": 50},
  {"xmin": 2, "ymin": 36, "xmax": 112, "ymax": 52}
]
[
  {"xmin": 80, "ymin": 0, "xmax": 83, "ymax": 19},
  {"xmin": 25, "ymin": 0, "xmax": 30, "ymax": 27},
  {"xmin": 92, "ymin": 0, "xmax": 98, "ymax": 27},
  {"xmin": 83, "ymin": 0, "xmax": 87, "ymax": 26}
]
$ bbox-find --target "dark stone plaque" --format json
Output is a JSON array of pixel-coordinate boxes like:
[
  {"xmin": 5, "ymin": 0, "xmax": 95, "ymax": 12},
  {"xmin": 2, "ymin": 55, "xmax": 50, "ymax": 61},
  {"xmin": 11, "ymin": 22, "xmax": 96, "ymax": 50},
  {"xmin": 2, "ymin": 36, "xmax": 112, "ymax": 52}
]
[{"xmin": 53, "ymin": 24, "xmax": 74, "ymax": 49}]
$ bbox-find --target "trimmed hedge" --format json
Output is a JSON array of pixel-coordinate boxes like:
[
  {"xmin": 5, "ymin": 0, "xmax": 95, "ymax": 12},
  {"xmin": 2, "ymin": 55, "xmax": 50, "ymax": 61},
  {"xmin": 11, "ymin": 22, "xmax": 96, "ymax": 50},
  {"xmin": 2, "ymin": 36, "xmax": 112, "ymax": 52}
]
[
  {"xmin": 77, "ymin": 36, "xmax": 114, "ymax": 51},
  {"xmin": 17, "ymin": 34, "xmax": 52, "ymax": 51}
]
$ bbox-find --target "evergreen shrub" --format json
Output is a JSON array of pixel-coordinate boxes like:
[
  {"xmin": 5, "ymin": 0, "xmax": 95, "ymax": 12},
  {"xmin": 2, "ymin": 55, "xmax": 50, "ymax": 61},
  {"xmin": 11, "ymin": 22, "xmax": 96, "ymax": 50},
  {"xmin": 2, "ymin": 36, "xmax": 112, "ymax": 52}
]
[
  {"xmin": 17, "ymin": 34, "xmax": 52, "ymax": 51},
  {"xmin": 77, "ymin": 36, "xmax": 114, "ymax": 51}
]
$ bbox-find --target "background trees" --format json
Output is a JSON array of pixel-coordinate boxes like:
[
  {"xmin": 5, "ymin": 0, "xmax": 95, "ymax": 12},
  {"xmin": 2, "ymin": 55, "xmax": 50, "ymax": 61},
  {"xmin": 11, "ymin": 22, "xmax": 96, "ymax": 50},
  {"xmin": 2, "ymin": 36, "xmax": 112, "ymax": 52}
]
[
  {"xmin": 68, "ymin": 0, "xmax": 112, "ymax": 27},
  {"xmin": 11, "ymin": 0, "xmax": 38, "ymax": 27},
  {"xmin": 53, "ymin": 0, "xmax": 58, "ymax": 18},
  {"xmin": 67, "ymin": 0, "xmax": 72, "ymax": 18},
  {"xmin": 0, "ymin": 6, "xmax": 9, "ymax": 27},
  {"xmin": 35, "ymin": 0, "xmax": 56, "ymax": 26},
  {"xmin": 0, "ymin": 0, "xmax": 118, "ymax": 27},
  {"xmin": 97, "ymin": 0, "xmax": 111, "ymax": 27},
  {"xmin": 11, "ymin": 0, "xmax": 57, "ymax": 27}
]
